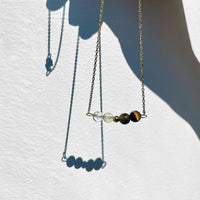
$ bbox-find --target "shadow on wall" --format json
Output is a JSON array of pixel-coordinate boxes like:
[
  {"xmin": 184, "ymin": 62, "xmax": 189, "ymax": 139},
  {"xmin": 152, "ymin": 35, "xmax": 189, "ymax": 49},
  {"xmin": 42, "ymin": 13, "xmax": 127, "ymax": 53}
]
[{"xmin": 47, "ymin": 0, "xmax": 200, "ymax": 139}]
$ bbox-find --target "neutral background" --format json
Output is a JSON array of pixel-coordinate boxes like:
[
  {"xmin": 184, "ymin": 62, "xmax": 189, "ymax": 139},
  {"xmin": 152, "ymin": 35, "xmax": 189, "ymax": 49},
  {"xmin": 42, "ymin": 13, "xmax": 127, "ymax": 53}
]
[{"xmin": 0, "ymin": 0, "xmax": 200, "ymax": 199}]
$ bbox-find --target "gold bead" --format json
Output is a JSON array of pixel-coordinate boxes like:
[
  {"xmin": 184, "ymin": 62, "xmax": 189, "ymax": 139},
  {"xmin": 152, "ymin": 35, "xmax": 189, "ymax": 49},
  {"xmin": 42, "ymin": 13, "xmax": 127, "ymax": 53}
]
[{"xmin": 113, "ymin": 116, "xmax": 120, "ymax": 122}]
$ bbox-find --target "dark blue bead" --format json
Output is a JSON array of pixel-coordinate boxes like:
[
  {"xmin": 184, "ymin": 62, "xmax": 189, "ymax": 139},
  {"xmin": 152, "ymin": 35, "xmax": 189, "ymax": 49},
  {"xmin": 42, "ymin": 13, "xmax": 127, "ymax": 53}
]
[
  {"xmin": 67, "ymin": 156, "xmax": 75, "ymax": 167},
  {"xmin": 81, "ymin": 161, "xmax": 87, "ymax": 169},
  {"xmin": 94, "ymin": 158, "xmax": 103, "ymax": 170},
  {"xmin": 86, "ymin": 159, "xmax": 94, "ymax": 172},
  {"xmin": 74, "ymin": 157, "xmax": 83, "ymax": 169}
]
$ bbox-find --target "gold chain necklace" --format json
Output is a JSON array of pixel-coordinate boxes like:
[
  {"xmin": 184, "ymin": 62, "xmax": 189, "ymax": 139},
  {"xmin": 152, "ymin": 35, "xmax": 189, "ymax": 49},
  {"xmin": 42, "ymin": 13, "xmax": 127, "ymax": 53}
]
[{"xmin": 87, "ymin": 0, "xmax": 147, "ymax": 124}]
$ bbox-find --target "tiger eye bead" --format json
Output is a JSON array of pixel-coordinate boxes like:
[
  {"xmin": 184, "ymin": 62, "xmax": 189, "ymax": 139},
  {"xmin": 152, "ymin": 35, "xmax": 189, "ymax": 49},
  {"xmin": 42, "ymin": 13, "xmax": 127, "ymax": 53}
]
[
  {"xmin": 119, "ymin": 113, "xmax": 130, "ymax": 125},
  {"xmin": 113, "ymin": 116, "xmax": 120, "ymax": 122},
  {"xmin": 130, "ymin": 111, "xmax": 141, "ymax": 122}
]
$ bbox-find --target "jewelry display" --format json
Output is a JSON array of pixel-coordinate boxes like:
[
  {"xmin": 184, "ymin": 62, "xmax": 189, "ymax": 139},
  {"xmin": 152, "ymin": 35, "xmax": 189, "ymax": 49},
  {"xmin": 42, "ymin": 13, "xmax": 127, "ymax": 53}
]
[
  {"xmin": 45, "ymin": 0, "xmax": 147, "ymax": 171},
  {"xmin": 86, "ymin": 0, "xmax": 147, "ymax": 124}
]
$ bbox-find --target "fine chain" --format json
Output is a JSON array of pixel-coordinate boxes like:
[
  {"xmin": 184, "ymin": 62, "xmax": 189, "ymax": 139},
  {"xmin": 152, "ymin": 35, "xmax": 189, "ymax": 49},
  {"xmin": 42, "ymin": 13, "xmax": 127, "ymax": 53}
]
[
  {"xmin": 138, "ymin": 0, "xmax": 147, "ymax": 117},
  {"xmin": 87, "ymin": 0, "xmax": 147, "ymax": 118},
  {"xmin": 87, "ymin": 0, "xmax": 105, "ymax": 115},
  {"xmin": 46, "ymin": 5, "xmax": 66, "ymax": 76}
]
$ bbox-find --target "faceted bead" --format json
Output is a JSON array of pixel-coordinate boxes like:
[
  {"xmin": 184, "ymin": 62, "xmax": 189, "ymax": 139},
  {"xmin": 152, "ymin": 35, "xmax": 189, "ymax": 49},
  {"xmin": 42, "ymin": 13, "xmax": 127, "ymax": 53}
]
[
  {"xmin": 103, "ymin": 112, "xmax": 113, "ymax": 123},
  {"xmin": 67, "ymin": 156, "xmax": 76, "ymax": 167},
  {"xmin": 94, "ymin": 158, "xmax": 103, "ymax": 170},
  {"xmin": 119, "ymin": 113, "xmax": 130, "ymax": 125},
  {"xmin": 93, "ymin": 111, "xmax": 103, "ymax": 122},
  {"xmin": 113, "ymin": 116, "xmax": 120, "ymax": 122},
  {"xmin": 86, "ymin": 159, "xmax": 94, "ymax": 172},
  {"xmin": 74, "ymin": 157, "xmax": 83, "ymax": 169},
  {"xmin": 130, "ymin": 111, "xmax": 141, "ymax": 122}
]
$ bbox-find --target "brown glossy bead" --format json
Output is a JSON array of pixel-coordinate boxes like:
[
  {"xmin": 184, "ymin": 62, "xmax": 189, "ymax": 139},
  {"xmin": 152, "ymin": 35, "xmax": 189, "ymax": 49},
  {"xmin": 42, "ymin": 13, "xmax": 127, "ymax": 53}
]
[
  {"xmin": 130, "ymin": 111, "xmax": 141, "ymax": 122},
  {"xmin": 113, "ymin": 116, "xmax": 120, "ymax": 122},
  {"xmin": 119, "ymin": 113, "xmax": 130, "ymax": 125}
]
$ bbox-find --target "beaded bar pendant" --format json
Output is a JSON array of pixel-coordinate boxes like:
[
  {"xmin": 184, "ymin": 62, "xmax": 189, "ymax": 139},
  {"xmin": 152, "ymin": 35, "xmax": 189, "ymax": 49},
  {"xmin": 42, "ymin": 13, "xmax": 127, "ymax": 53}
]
[{"xmin": 91, "ymin": 111, "xmax": 142, "ymax": 125}]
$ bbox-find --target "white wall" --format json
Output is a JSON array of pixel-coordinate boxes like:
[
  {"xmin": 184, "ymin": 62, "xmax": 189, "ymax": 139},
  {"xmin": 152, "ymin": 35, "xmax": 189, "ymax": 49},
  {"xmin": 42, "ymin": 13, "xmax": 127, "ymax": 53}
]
[{"xmin": 0, "ymin": 0, "xmax": 200, "ymax": 200}]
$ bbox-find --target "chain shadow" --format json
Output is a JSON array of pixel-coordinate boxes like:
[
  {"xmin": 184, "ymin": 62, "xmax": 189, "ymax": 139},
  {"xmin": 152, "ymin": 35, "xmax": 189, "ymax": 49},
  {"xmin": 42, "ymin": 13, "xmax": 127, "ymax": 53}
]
[
  {"xmin": 47, "ymin": 0, "xmax": 200, "ymax": 139},
  {"xmin": 46, "ymin": 0, "xmax": 107, "ymax": 170}
]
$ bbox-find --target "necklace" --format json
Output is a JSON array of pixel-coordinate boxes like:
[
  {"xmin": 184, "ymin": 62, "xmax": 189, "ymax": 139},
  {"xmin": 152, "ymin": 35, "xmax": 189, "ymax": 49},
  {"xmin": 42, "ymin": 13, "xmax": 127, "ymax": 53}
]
[
  {"xmin": 86, "ymin": 0, "xmax": 147, "ymax": 124},
  {"xmin": 46, "ymin": 0, "xmax": 147, "ymax": 172},
  {"xmin": 45, "ymin": 4, "xmax": 66, "ymax": 76}
]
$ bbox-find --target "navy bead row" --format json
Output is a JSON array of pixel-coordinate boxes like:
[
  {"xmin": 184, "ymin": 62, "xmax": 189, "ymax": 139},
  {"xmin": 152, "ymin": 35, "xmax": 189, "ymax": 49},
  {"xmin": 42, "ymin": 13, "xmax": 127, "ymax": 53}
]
[{"xmin": 66, "ymin": 156, "xmax": 104, "ymax": 172}]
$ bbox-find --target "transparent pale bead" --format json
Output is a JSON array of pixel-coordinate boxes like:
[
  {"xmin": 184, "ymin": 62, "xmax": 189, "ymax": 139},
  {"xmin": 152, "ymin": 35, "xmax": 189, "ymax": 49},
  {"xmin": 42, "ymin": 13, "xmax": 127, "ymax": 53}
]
[
  {"xmin": 103, "ymin": 112, "xmax": 113, "ymax": 123},
  {"xmin": 93, "ymin": 111, "xmax": 103, "ymax": 122}
]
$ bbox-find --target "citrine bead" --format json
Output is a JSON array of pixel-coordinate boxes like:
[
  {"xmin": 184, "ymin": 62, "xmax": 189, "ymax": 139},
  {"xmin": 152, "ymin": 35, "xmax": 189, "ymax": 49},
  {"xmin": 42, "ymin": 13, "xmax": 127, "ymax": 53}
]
[
  {"xmin": 130, "ymin": 111, "xmax": 141, "ymax": 122},
  {"xmin": 119, "ymin": 113, "xmax": 130, "ymax": 125},
  {"xmin": 113, "ymin": 116, "xmax": 120, "ymax": 122},
  {"xmin": 103, "ymin": 112, "xmax": 113, "ymax": 123}
]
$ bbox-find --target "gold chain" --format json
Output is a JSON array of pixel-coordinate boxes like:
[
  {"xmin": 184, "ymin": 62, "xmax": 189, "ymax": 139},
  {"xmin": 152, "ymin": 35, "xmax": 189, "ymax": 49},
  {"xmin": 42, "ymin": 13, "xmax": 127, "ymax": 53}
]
[
  {"xmin": 87, "ymin": 0, "xmax": 105, "ymax": 115},
  {"xmin": 138, "ymin": 0, "xmax": 147, "ymax": 117},
  {"xmin": 87, "ymin": 0, "xmax": 147, "ymax": 118}
]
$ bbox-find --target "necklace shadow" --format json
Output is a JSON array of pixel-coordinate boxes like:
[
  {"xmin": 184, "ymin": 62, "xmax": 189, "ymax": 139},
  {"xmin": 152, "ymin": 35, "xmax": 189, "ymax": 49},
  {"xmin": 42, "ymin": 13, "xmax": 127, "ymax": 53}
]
[
  {"xmin": 65, "ymin": 155, "xmax": 106, "ymax": 172},
  {"xmin": 47, "ymin": 0, "xmax": 200, "ymax": 139}
]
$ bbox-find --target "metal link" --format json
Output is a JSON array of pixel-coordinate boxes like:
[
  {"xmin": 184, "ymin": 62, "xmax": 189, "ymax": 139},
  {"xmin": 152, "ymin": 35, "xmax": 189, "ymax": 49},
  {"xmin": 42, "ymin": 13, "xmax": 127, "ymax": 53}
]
[
  {"xmin": 87, "ymin": 0, "xmax": 105, "ymax": 114},
  {"xmin": 138, "ymin": 0, "xmax": 147, "ymax": 117}
]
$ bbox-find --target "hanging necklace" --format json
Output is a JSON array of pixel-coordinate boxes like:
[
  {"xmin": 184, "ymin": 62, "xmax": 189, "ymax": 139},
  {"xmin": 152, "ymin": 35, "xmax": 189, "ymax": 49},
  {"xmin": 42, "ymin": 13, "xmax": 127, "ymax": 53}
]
[
  {"xmin": 86, "ymin": 0, "xmax": 147, "ymax": 124},
  {"xmin": 45, "ymin": 3, "xmax": 66, "ymax": 76}
]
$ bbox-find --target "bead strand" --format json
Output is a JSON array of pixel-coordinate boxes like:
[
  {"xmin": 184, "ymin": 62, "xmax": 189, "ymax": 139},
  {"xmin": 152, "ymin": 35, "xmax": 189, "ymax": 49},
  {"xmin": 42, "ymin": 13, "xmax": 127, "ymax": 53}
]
[{"xmin": 91, "ymin": 110, "xmax": 142, "ymax": 124}]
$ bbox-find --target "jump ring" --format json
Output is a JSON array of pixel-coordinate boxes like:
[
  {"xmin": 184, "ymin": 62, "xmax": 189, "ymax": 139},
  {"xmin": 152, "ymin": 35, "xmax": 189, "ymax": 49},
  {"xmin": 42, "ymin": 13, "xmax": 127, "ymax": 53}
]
[{"xmin": 141, "ymin": 114, "xmax": 147, "ymax": 118}]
